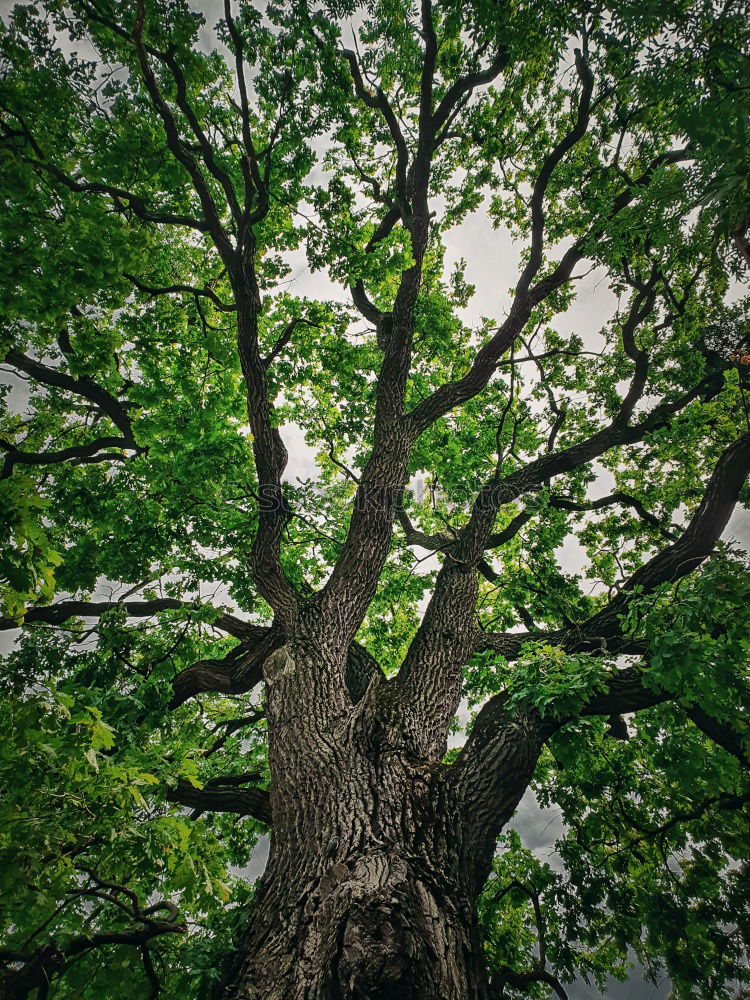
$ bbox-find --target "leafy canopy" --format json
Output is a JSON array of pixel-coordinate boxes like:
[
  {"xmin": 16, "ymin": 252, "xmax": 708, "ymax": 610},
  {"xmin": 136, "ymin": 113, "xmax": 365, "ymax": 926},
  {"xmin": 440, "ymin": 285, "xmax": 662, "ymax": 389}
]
[{"xmin": 0, "ymin": 0, "xmax": 749, "ymax": 998}]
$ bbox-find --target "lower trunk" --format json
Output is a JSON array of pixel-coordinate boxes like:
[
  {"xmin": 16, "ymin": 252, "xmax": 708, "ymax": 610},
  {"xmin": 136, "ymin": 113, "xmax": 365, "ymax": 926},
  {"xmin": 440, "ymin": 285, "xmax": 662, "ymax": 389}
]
[
  {"xmin": 220, "ymin": 839, "xmax": 487, "ymax": 1000},
  {"xmin": 216, "ymin": 644, "xmax": 491, "ymax": 1000}
]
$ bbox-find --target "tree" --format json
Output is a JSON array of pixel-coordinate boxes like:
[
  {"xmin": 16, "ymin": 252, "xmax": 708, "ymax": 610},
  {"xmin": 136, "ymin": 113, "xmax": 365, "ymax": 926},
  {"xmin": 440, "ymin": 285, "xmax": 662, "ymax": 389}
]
[{"xmin": 0, "ymin": 0, "xmax": 748, "ymax": 996}]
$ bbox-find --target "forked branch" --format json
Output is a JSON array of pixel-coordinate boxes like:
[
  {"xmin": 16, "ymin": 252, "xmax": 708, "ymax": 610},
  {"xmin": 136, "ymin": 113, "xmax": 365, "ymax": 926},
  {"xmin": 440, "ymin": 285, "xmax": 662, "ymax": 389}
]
[{"xmin": 451, "ymin": 431, "xmax": 750, "ymax": 876}]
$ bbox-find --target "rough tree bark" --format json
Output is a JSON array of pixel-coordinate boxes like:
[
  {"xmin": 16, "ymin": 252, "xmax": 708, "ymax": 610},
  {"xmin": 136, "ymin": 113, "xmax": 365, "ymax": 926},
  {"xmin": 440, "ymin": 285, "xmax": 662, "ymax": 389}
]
[{"xmin": 217, "ymin": 638, "xmax": 534, "ymax": 1000}]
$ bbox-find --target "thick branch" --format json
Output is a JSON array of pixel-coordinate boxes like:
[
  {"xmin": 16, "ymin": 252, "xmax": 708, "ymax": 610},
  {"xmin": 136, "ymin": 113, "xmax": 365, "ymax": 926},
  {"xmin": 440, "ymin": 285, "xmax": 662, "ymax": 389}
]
[
  {"xmin": 170, "ymin": 629, "xmax": 384, "ymax": 708},
  {"xmin": 1, "ymin": 870, "xmax": 183, "ymax": 1000},
  {"xmin": 580, "ymin": 679, "xmax": 747, "ymax": 765},
  {"xmin": 15, "ymin": 150, "xmax": 209, "ymax": 231},
  {"xmin": 477, "ymin": 432, "xmax": 750, "ymax": 660},
  {"xmin": 408, "ymin": 56, "xmax": 594, "ymax": 436},
  {"xmin": 450, "ymin": 692, "xmax": 548, "ymax": 889},
  {"xmin": 2, "ymin": 918, "xmax": 183, "ymax": 1000},
  {"xmin": 223, "ymin": 0, "xmax": 269, "ymax": 230},
  {"xmin": 237, "ymin": 307, "xmax": 300, "ymax": 619},
  {"xmin": 152, "ymin": 45, "xmax": 244, "ymax": 225},
  {"xmin": 395, "ymin": 286, "xmax": 662, "ymax": 754},
  {"xmin": 467, "ymin": 318, "xmax": 716, "ymax": 570},
  {"xmin": 549, "ymin": 490, "xmax": 674, "ymax": 539},
  {"xmin": 169, "ymin": 627, "xmax": 280, "ymax": 708},
  {"xmin": 398, "ymin": 506, "xmax": 532, "ymax": 557},
  {"xmin": 432, "ymin": 48, "xmax": 509, "ymax": 137},
  {"xmin": 3, "ymin": 91, "xmax": 206, "ymax": 230},
  {"xmin": 0, "ymin": 598, "xmax": 251, "ymax": 639},
  {"xmin": 582, "ymin": 430, "xmax": 750, "ymax": 637},
  {"xmin": 319, "ymin": 217, "xmax": 432, "ymax": 647},
  {"xmin": 684, "ymin": 706, "xmax": 749, "ymax": 765},
  {"xmin": 262, "ymin": 317, "xmax": 319, "ymax": 368},
  {"xmin": 578, "ymin": 664, "xmax": 669, "ymax": 717},
  {"xmin": 491, "ymin": 968, "xmax": 569, "ymax": 1000},
  {"xmin": 167, "ymin": 774, "xmax": 271, "ymax": 824},
  {"xmin": 124, "ymin": 273, "xmax": 236, "ymax": 312},
  {"xmin": 312, "ymin": 22, "xmax": 519, "ymax": 655},
  {"xmin": 4, "ymin": 350, "xmax": 137, "ymax": 443},
  {"xmin": 350, "ymin": 204, "xmax": 401, "ymax": 326},
  {"xmin": 1, "ymin": 436, "xmax": 132, "ymax": 479}
]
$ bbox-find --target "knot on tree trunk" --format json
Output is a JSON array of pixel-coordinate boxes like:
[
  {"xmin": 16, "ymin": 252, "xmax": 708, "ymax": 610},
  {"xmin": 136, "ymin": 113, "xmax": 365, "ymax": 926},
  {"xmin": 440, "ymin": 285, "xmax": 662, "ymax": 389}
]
[
  {"xmin": 302, "ymin": 850, "xmax": 474, "ymax": 1000},
  {"xmin": 335, "ymin": 898, "xmax": 418, "ymax": 999},
  {"xmin": 263, "ymin": 645, "xmax": 296, "ymax": 685},
  {"xmin": 328, "ymin": 852, "xmax": 418, "ymax": 999}
]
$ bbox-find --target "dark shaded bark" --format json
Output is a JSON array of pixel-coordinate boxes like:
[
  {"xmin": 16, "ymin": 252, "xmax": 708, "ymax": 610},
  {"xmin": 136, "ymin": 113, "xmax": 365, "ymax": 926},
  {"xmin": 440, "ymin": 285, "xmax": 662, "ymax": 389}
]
[
  {"xmin": 168, "ymin": 775, "xmax": 271, "ymax": 824},
  {"xmin": 684, "ymin": 706, "xmax": 749, "ymax": 765},
  {"xmin": 0, "ymin": 598, "xmax": 250, "ymax": 637},
  {"xmin": 212, "ymin": 630, "xmax": 535, "ymax": 1000}
]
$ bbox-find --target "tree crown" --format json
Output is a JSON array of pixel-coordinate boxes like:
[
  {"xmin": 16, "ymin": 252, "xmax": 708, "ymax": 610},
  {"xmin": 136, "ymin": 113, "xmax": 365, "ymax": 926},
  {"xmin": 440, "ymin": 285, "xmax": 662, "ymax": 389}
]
[{"xmin": 1, "ymin": 1, "xmax": 749, "ymax": 997}]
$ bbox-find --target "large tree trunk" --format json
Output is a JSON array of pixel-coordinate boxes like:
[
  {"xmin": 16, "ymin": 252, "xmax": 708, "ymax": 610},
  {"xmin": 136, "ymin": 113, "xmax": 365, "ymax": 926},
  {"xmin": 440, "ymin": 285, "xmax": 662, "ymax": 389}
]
[{"xmin": 217, "ymin": 641, "xmax": 491, "ymax": 1000}]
